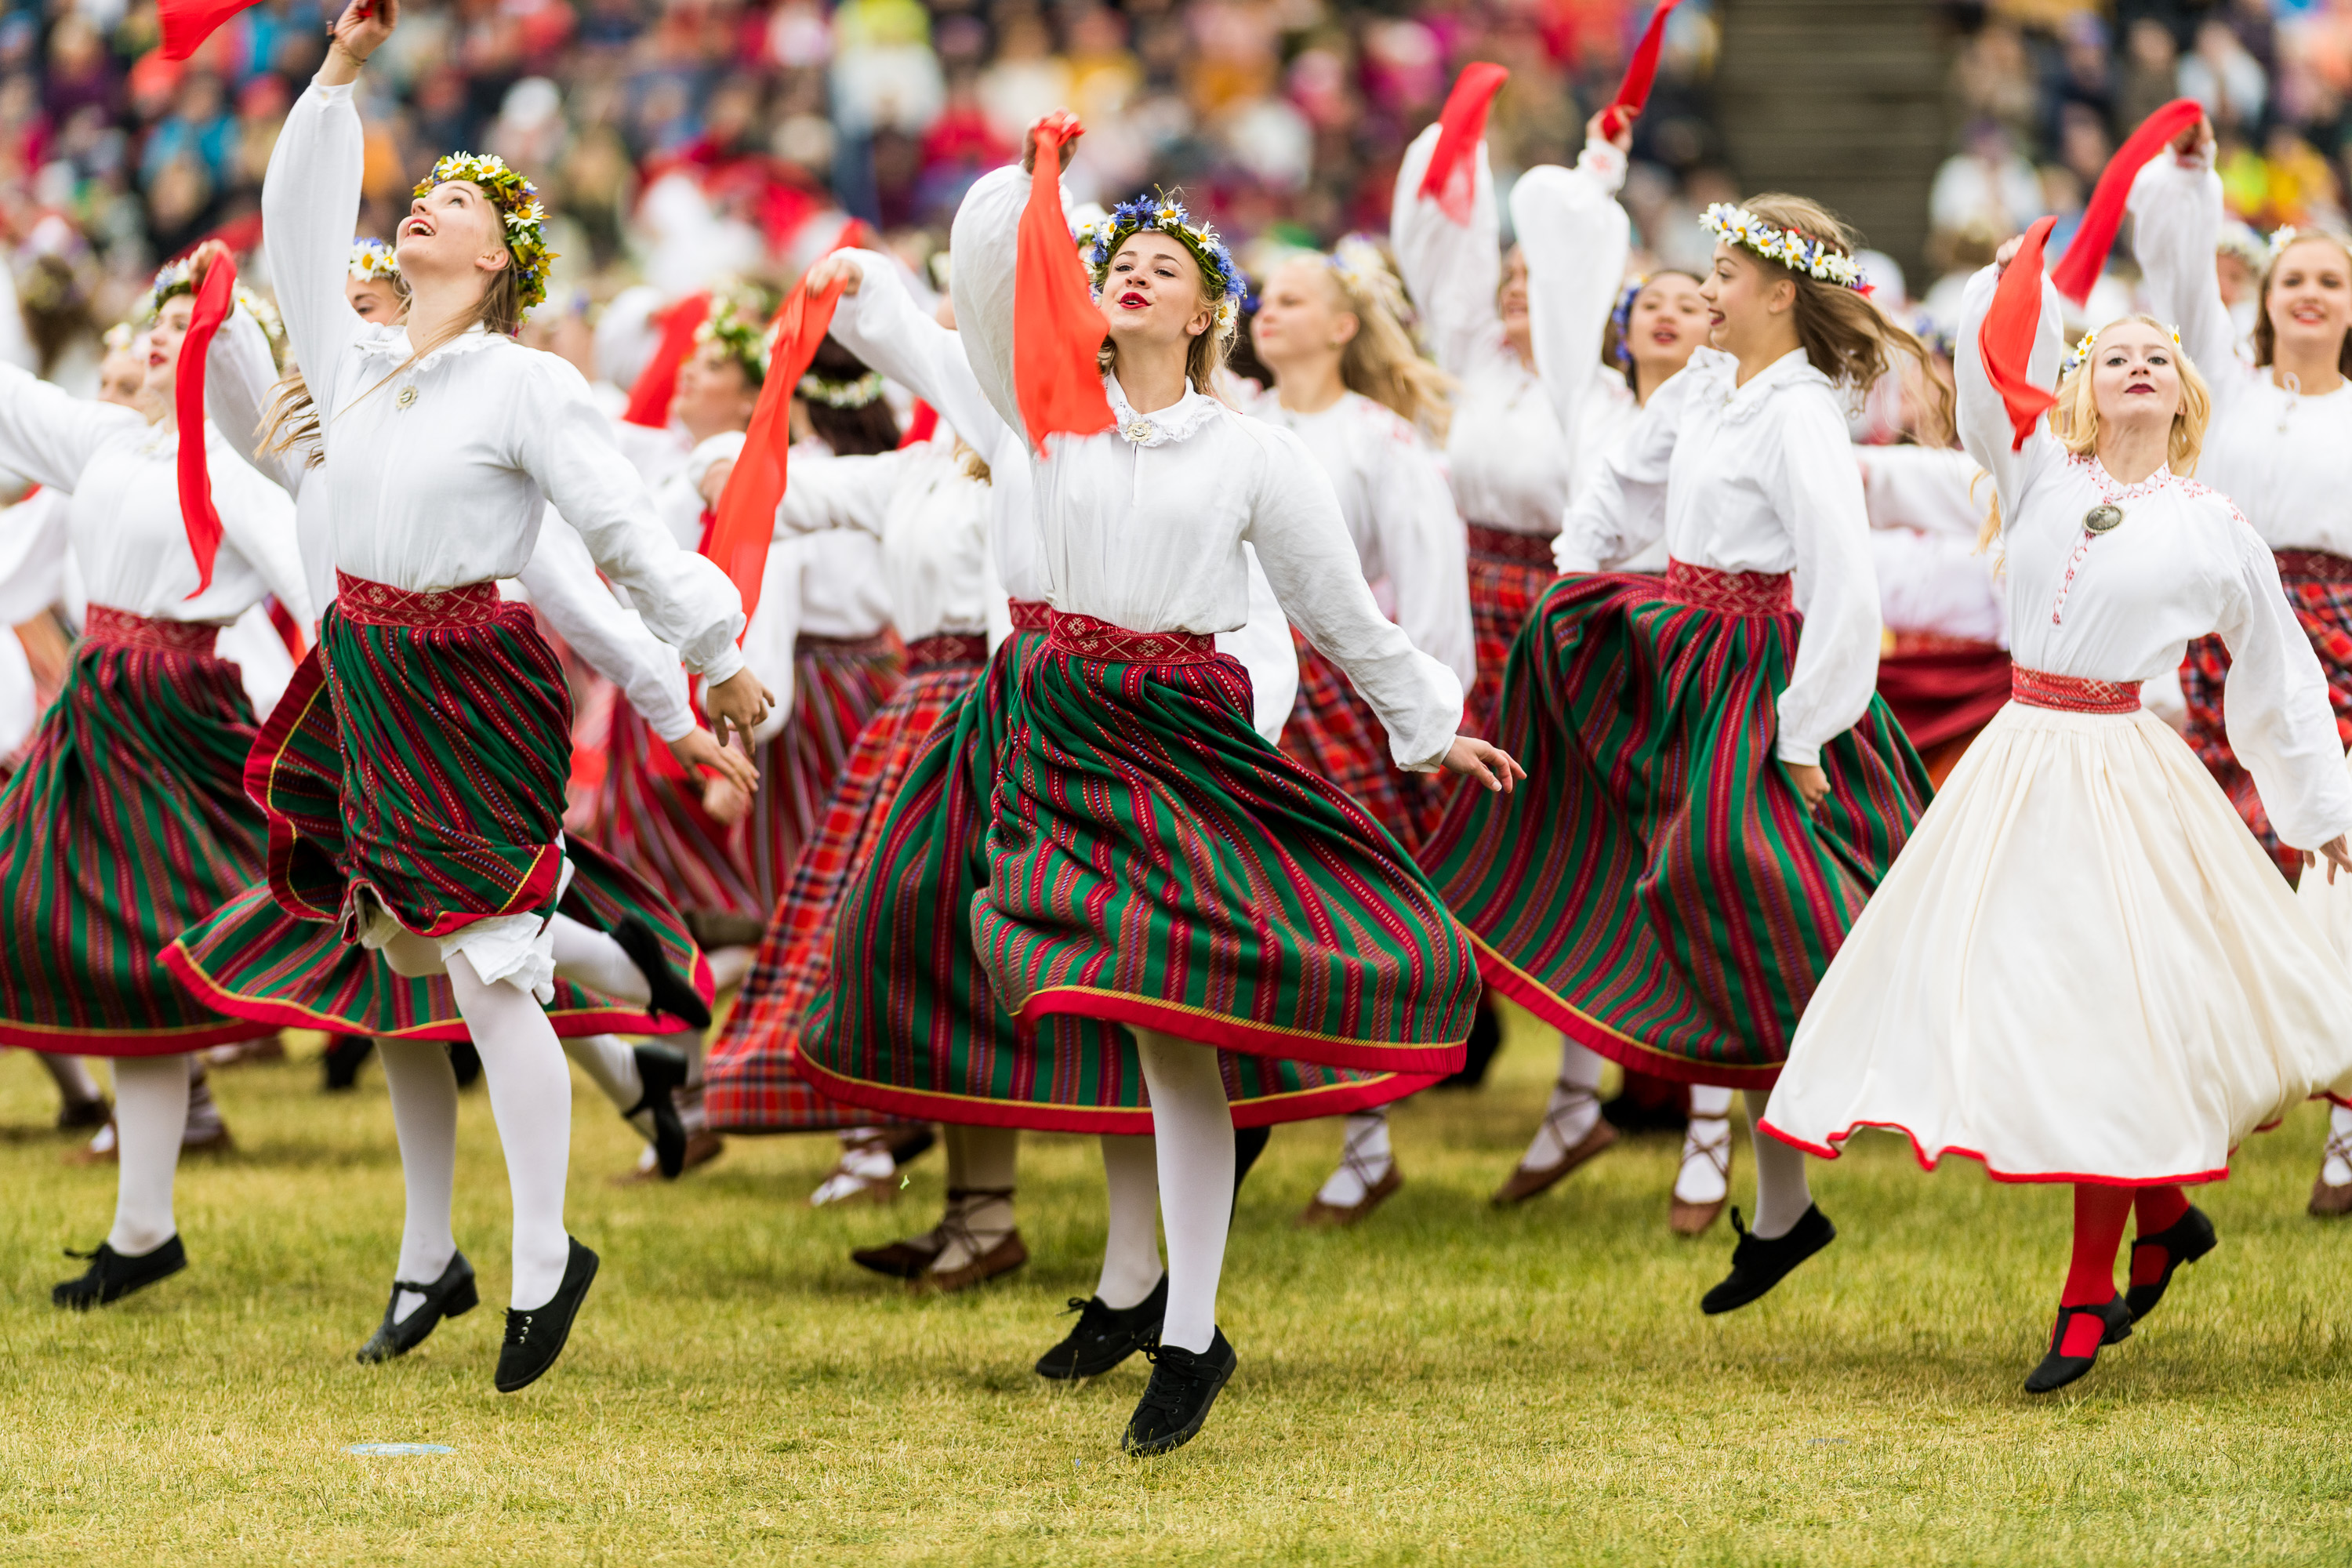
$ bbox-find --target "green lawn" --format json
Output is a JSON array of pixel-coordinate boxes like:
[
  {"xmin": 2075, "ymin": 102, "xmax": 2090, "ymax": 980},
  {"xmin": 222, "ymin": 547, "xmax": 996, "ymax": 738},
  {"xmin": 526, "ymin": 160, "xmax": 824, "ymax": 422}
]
[{"xmin": 4, "ymin": 1022, "xmax": 2351, "ymax": 1566}]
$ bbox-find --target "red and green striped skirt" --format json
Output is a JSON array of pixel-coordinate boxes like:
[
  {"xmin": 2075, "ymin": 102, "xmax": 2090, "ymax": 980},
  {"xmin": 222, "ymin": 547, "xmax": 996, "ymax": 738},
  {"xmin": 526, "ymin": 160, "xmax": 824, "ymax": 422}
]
[
  {"xmin": 797, "ymin": 606, "xmax": 1433, "ymax": 1131},
  {"xmin": 2180, "ymin": 548, "xmax": 2352, "ymax": 881},
  {"xmin": 747, "ymin": 632, "xmax": 903, "ymax": 911},
  {"xmin": 1421, "ymin": 562, "xmax": 1929, "ymax": 1088},
  {"xmin": 0, "ymin": 609, "xmax": 270, "ymax": 1056},
  {"xmin": 706, "ymin": 633, "xmax": 989, "ymax": 1133},
  {"xmin": 589, "ymin": 695, "xmax": 764, "ymax": 920},
  {"xmin": 1278, "ymin": 628, "xmax": 1431, "ymax": 855},
  {"xmin": 168, "ymin": 575, "xmax": 709, "ymax": 1032}
]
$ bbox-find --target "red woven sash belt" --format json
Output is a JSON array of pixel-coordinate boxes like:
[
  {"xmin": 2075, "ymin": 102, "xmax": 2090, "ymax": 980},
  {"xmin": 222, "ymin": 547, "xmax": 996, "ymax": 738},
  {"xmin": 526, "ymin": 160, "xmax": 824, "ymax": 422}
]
[
  {"xmin": 84, "ymin": 604, "xmax": 220, "ymax": 655},
  {"xmin": 1007, "ymin": 597, "xmax": 1051, "ymax": 632},
  {"xmin": 1664, "ymin": 558, "xmax": 1795, "ymax": 616},
  {"xmin": 1045, "ymin": 610, "xmax": 1218, "ymax": 666},
  {"xmin": 2274, "ymin": 549, "xmax": 2352, "ymax": 586},
  {"xmin": 2010, "ymin": 664, "xmax": 2141, "ymax": 714},
  {"xmin": 336, "ymin": 572, "xmax": 502, "ymax": 629},
  {"xmin": 1465, "ymin": 522, "xmax": 1554, "ymax": 566},
  {"xmin": 905, "ymin": 632, "xmax": 989, "ymax": 670}
]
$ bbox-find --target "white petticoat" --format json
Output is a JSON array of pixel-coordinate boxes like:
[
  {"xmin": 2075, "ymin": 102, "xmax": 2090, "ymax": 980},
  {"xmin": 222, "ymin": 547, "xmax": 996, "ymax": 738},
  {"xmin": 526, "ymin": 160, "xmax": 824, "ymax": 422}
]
[
  {"xmin": 1763, "ymin": 702, "xmax": 2352, "ymax": 1185},
  {"xmin": 355, "ymin": 848, "xmax": 574, "ymax": 1003}
]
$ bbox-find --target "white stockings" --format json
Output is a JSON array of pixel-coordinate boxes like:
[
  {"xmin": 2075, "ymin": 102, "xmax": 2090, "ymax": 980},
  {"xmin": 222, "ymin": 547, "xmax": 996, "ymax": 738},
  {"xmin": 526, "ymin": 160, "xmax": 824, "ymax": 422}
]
[
  {"xmin": 106, "ymin": 1054, "xmax": 189, "ymax": 1256},
  {"xmin": 1675, "ymin": 1084, "xmax": 1735, "ymax": 1207},
  {"xmin": 1743, "ymin": 1087, "xmax": 1813, "ymax": 1239},
  {"xmin": 375, "ymin": 1036, "xmax": 459, "ymax": 1322},
  {"xmin": 1521, "ymin": 1036, "xmax": 1605, "ymax": 1170},
  {"xmin": 548, "ymin": 914, "xmax": 649, "ymax": 1006},
  {"xmin": 1134, "ymin": 1028, "xmax": 1232, "ymax": 1354},
  {"xmin": 1315, "ymin": 1106, "xmax": 1395, "ymax": 1207},
  {"xmin": 1097, "ymin": 1133, "xmax": 1163, "ymax": 1309}
]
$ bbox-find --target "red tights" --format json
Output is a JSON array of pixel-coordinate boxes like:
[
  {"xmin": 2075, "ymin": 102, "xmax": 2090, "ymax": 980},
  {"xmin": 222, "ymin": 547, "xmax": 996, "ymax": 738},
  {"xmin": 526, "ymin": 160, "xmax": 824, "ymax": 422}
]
[{"xmin": 2056, "ymin": 1184, "xmax": 2190, "ymax": 1356}]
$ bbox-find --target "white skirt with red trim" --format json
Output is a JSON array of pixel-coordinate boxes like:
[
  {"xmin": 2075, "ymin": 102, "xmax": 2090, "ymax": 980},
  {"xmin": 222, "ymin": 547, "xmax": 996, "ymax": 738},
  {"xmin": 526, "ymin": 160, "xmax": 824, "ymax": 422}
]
[{"xmin": 1761, "ymin": 699, "xmax": 2352, "ymax": 1186}]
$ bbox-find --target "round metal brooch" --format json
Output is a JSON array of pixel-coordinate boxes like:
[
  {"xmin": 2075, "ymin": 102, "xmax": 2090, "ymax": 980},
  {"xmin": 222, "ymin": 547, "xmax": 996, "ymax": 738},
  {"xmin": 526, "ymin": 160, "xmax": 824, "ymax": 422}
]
[
  {"xmin": 2083, "ymin": 503, "xmax": 2123, "ymax": 534},
  {"xmin": 396, "ymin": 386, "xmax": 419, "ymax": 410}
]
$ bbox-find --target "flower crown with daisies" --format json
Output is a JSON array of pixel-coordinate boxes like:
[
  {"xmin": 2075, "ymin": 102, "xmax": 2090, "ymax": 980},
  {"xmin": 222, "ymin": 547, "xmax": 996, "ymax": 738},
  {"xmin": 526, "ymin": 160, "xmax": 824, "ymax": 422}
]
[
  {"xmin": 349, "ymin": 237, "xmax": 401, "ymax": 283},
  {"xmin": 1324, "ymin": 233, "xmax": 1413, "ymax": 326},
  {"xmin": 140, "ymin": 258, "xmax": 287, "ymax": 362},
  {"xmin": 1078, "ymin": 192, "xmax": 1244, "ymax": 341},
  {"xmin": 1700, "ymin": 203, "xmax": 1866, "ymax": 291},
  {"xmin": 413, "ymin": 152, "xmax": 556, "ymax": 314},
  {"xmin": 698, "ymin": 284, "xmax": 781, "ymax": 387},
  {"xmin": 2062, "ymin": 322, "xmax": 2183, "ymax": 376}
]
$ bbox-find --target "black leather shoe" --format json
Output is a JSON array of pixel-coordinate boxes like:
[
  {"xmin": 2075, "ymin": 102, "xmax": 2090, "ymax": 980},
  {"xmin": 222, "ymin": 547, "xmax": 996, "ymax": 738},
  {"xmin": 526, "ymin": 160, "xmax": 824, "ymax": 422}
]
[
  {"xmin": 611, "ymin": 917, "xmax": 713, "ymax": 1031},
  {"xmin": 495, "ymin": 1238, "xmax": 599, "ymax": 1393},
  {"xmin": 55, "ymin": 1096, "xmax": 111, "ymax": 1131},
  {"xmin": 2125, "ymin": 1205, "xmax": 2216, "ymax": 1323},
  {"xmin": 2026, "ymin": 1296, "xmax": 2133, "ymax": 1394},
  {"xmin": 626, "ymin": 1044, "xmax": 691, "ymax": 1178},
  {"xmin": 321, "ymin": 1034, "xmax": 375, "ymax": 1091},
  {"xmin": 53, "ymin": 1236, "xmax": 187, "ymax": 1309},
  {"xmin": 355, "ymin": 1251, "xmax": 479, "ymax": 1363},
  {"xmin": 1037, "ymin": 1274, "xmax": 1167, "ymax": 1381},
  {"xmin": 1121, "ymin": 1327, "xmax": 1236, "ymax": 1457},
  {"xmin": 1700, "ymin": 1204, "xmax": 1835, "ymax": 1315}
]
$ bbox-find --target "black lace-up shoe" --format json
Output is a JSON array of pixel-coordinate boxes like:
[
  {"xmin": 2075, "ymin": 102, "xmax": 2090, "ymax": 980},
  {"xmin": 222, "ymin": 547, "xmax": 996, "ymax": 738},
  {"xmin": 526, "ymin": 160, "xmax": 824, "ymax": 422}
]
[
  {"xmin": 1120, "ymin": 1327, "xmax": 1236, "ymax": 1457},
  {"xmin": 2125, "ymin": 1205, "xmax": 2216, "ymax": 1323},
  {"xmin": 53, "ymin": 1236, "xmax": 187, "ymax": 1309},
  {"xmin": 355, "ymin": 1251, "xmax": 479, "ymax": 1363},
  {"xmin": 2025, "ymin": 1296, "xmax": 2133, "ymax": 1394},
  {"xmin": 626, "ymin": 1044, "xmax": 691, "ymax": 1178},
  {"xmin": 494, "ymin": 1238, "xmax": 600, "ymax": 1393},
  {"xmin": 1036, "ymin": 1274, "xmax": 1167, "ymax": 1381},
  {"xmin": 1700, "ymin": 1204, "xmax": 1836, "ymax": 1315},
  {"xmin": 611, "ymin": 918, "xmax": 712, "ymax": 1031}
]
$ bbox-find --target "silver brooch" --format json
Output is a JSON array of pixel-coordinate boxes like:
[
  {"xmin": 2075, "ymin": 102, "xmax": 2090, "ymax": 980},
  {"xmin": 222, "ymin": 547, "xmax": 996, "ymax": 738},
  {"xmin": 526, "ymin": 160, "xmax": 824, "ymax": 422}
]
[
  {"xmin": 2083, "ymin": 503, "xmax": 2123, "ymax": 534},
  {"xmin": 396, "ymin": 386, "xmax": 419, "ymax": 410}
]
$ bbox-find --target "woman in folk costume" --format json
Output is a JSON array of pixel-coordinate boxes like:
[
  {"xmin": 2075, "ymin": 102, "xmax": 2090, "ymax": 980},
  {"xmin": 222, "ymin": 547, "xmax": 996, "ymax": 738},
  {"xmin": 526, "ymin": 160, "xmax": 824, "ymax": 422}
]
[
  {"xmin": 1424, "ymin": 194, "xmax": 1938, "ymax": 1313},
  {"xmin": 0, "ymin": 249, "xmax": 310, "ymax": 1308},
  {"xmin": 1763, "ymin": 224, "xmax": 2352, "ymax": 1392},
  {"xmin": 1232, "ymin": 239, "xmax": 1472, "ymax": 1227},
  {"xmin": 2128, "ymin": 118, "xmax": 2352, "ymax": 1219},
  {"xmin": 884, "ymin": 118, "xmax": 1512, "ymax": 1455},
  {"xmin": 229, "ymin": 2, "xmax": 764, "ymax": 1391}
]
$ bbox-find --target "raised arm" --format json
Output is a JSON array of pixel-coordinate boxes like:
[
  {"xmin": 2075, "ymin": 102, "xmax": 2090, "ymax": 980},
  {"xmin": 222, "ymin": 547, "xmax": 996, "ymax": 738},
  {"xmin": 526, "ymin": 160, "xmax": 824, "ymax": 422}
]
[
  {"xmin": 208, "ymin": 437, "xmax": 315, "ymax": 624},
  {"xmin": 1512, "ymin": 131, "xmax": 1632, "ymax": 449},
  {"xmin": 1392, "ymin": 124, "xmax": 1508, "ymax": 383},
  {"xmin": 206, "ymin": 305, "xmax": 306, "ymax": 496},
  {"xmin": 1554, "ymin": 368, "xmax": 1688, "ymax": 572},
  {"xmin": 1363, "ymin": 423, "xmax": 1475, "ymax": 691},
  {"xmin": 776, "ymin": 448, "xmax": 906, "ymax": 539},
  {"xmin": 1954, "ymin": 261, "xmax": 2063, "ymax": 524},
  {"xmin": 2218, "ymin": 522, "xmax": 2352, "ymax": 849},
  {"xmin": 946, "ymin": 164, "xmax": 1031, "ymax": 447},
  {"xmin": 0, "ymin": 364, "xmax": 140, "ymax": 490},
  {"xmin": 516, "ymin": 356, "xmax": 746, "ymax": 686},
  {"xmin": 826, "ymin": 249, "xmax": 1012, "ymax": 456},
  {"xmin": 260, "ymin": 81, "xmax": 368, "ymax": 422},
  {"xmin": 1767, "ymin": 395, "xmax": 1882, "ymax": 767},
  {"xmin": 521, "ymin": 510, "xmax": 694, "ymax": 741},
  {"xmin": 2127, "ymin": 142, "xmax": 2240, "ymax": 402},
  {"xmin": 0, "ymin": 486, "xmax": 72, "ymax": 624},
  {"xmin": 1243, "ymin": 424, "xmax": 1461, "ymax": 769}
]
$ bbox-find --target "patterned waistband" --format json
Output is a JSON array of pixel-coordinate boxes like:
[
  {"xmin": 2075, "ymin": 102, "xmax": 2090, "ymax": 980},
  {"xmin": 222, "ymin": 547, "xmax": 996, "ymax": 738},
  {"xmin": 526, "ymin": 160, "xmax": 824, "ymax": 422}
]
[
  {"xmin": 336, "ymin": 572, "xmax": 503, "ymax": 629},
  {"xmin": 1664, "ymin": 558, "xmax": 1795, "ymax": 616},
  {"xmin": 1465, "ymin": 522, "xmax": 1555, "ymax": 567},
  {"xmin": 1007, "ymin": 597, "xmax": 1051, "ymax": 633},
  {"xmin": 905, "ymin": 632, "xmax": 989, "ymax": 670},
  {"xmin": 2010, "ymin": 664, "xmax": 2142, "ymax": 714},
  {"xmin": 1046, "ymin": 611, "xmax": 1219, "ymax": 666},
  {"xmin": 83, "ymin": 604, "xmax": 220, "ymax": 655},
  {"xmin": 796, "ymin": 631, "xmax": 899, "ymax": 659},
  {"xmin": 2274, "ymin": 549, "xmax": 2352, "ymax": 586}
]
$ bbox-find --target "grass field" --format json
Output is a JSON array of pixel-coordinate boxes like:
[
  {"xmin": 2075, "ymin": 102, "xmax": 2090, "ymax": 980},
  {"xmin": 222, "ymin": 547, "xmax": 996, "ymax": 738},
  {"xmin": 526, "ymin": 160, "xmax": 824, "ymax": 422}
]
[{"xmin": 5, "ymin": 1018, "xmax": 2352, "ymax": 1566}]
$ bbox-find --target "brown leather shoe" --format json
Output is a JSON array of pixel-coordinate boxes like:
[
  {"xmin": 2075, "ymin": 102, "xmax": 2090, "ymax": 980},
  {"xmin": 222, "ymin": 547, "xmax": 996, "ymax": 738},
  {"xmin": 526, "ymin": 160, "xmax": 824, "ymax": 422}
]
[
  {"xmin": 2310, "ymin": 1175, "xmax": 2352, "ymax": 1218},
  {"xmin": 913, "ymin": 1229, "xmax": 1028, "ymax": 1294},
  {"xmin": 1294, "ymin": 1163, "xmax": 1403, "ymax": 1229},
  {"xmin": 851, "ymin": 1229, "xmax": 946, "ymax": 1279},
  {"xmin": 1490, "ymin": 1120, "xmax": 1618, "ymax": 1207},
  {"xmin": 1670, "ymin": 1195, "xmax": 1729, "ymax": 1236}
]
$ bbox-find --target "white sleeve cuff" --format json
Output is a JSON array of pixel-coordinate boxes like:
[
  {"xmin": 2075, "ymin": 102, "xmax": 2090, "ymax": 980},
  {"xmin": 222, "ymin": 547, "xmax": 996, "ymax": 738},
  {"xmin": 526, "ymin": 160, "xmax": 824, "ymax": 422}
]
[
  {"xmin": 694, "ymin": 642, "xmax": 747, "ymax": 688},
  {"xmin": 1775, "ymin": 738, "xmax": 1822, "ymax": 768}
]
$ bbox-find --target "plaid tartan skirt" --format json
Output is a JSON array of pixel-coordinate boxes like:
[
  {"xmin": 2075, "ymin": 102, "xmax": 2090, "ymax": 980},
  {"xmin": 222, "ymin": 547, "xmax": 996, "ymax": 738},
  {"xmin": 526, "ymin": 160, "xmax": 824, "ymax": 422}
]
[
  {"xmin": 797, "ymin": 610, "xmax": 1437, "ymax": 1131},
  {"xmin": 2180, "ymin": 548, "xmax": 2352, "ymax": 881},
  {"xmin": 748, "ymin": 633, "xmax": 903, "ymax": 911},
  {"xmin": 1421, "ymin": 562, "xmax": 1930, "ymax": 1088},
  {"xmin": 706, "ymin": 635, "xmax": 987, "ymax": 1133},
  {"xmin": 1278, "ymin": 630, "xmax": 1429, "ymax": 855},
  {"xmin": 0, "ymin": 610, "xmax": 269, "ymax": 1056}
]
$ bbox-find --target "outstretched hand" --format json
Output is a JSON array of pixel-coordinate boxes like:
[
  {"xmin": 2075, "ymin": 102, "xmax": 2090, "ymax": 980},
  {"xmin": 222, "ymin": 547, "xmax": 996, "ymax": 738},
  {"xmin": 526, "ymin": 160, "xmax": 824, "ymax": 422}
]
[
  {"xmin": 1588, "ymin": 107, "xmax": 1635, "ymax": 156},
  {"xmin": 1020, "ymin": 114, "xmax": 1083, "ymax": 176},
  {"xmin": 665, "ymin": 725, "xmax": 759, "ymax": 804},
  {"xmin": 706, "ymin": 666, "xmax": 774, "ymax": 754},
  {"xmin": 1441, "ymin": 735, "xmax": 1524, "ymax": 793},
  {"xmin": 800, "ymin": 252, "xmax": 865, "ymax": 298}
]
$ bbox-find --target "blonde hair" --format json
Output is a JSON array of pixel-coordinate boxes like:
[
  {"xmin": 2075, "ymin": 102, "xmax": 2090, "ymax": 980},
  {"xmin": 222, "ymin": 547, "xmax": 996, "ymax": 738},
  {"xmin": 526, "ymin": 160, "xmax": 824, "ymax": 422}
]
[
  {"xmin": 1740, "ymin": 194, "xmax": 1954, "ymax": 445},
  {"xmin": 1974, "ymin": 314, "xmax": 2212, "ymax": 551},
  {"xmin": 1312, "ymin": 241, "xmax": 1457, "ymax": 441},
  {"xmin": 2253, "ymin": 230, "xmax": 2352, "ymax": 377}
]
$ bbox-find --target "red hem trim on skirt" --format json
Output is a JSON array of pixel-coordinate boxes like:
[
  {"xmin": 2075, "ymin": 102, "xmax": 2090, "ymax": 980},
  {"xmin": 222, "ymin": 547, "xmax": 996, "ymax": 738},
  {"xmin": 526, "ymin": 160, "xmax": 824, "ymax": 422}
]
[
  {"xmin": 1015, "ymin": 985, "xmax": 1465, "ymax": 1074},
  {"xmin": 1468, "ymin": 932, "xmax": 1783, "ymax": 1090},
  {"xmin": 159, "ymin": 942, "xmax": 710, "ymax": 1044},
  {"xmin": 794, "ymin": 1051, "xmax": 1437, "ymax": 1132},
  {"xmin": 1756, "ymin": 1116, "xmax": 2232, "ymax": 1187},
  {"xmin": 0, "ymin": 1011, "xmax": 264, "ymax": 1056}
]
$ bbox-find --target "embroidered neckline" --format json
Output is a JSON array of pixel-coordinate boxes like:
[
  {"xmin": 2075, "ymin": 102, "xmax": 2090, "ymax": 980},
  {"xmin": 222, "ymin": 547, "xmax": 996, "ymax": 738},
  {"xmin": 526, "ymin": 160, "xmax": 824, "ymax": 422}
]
[
  {"xmin": 1105, "ymin": 373, "xmax": 1220, "ymax": 447},
  {"xmin": 2064, "ymin": 451, "xmax": 2176, "ymax": 503},
  {"xmin": 350, "ymin": 323, "xmax": 507, "ymax": 372},
  {"xmin": 1693, "ymin": 347, "xmax": 1832, "ymax": 426}
]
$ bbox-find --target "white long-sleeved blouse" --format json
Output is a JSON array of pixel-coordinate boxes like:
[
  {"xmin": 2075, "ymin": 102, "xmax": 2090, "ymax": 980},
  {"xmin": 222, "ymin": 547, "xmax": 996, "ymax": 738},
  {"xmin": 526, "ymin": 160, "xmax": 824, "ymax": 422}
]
[
  {"xmin": 775, "ymin": 434, "xmax": 993, "ymax": 644},
  {"xmin": 1390, "ymin": 125, "xmax": 1632, "ymax": 539},
  {"xmin": 1857, "ymin": 443, "xmax": 2005, "ymax": 645},
  {"xmin": 1957, "ymin": 263, "xmax": 2352, "ymax": 848},
  {"xmin": 1557, "ymin": 346, "xmax": 1882, "ymax": 766},
  {"xmin": 261, "ymin": 81, "xmax": 744, "ymax": 685},
  {"xmin": 949, "ymin": 164, "xmax": 1462, "ymax": 768},
  {"xmin": 2132, "ymin": 147, "xmax": 2352, "ymax": 559}
]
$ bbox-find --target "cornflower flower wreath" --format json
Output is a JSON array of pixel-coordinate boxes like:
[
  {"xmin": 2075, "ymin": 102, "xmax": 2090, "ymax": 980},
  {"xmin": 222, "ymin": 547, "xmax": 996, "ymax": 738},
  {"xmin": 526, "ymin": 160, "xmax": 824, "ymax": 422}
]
[
  {"xmin": 348, "ymin": 237, "xmax": 401, "ymax": 282},
  {"xmin": 1078, "ymin": 192, "xmax": 1246, "ymax": 341},
  {"xmin": 140, "ymin": 258, "xmax": 288, "ymax": 363},
  {"xmin": 412, "ymin": 152, "xmax": 556, "ymax": 314},
  {"xmin": 2061, "ymin": 322, "xmax": 2182, "ymax": 376},
  {"xmin": 1699, "ymin": 203, "xmax": 1867, "ymax": 290},
  {"xmin": 1609, "ymin": 275, "xmax": 1649, "ymax": 367}
]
